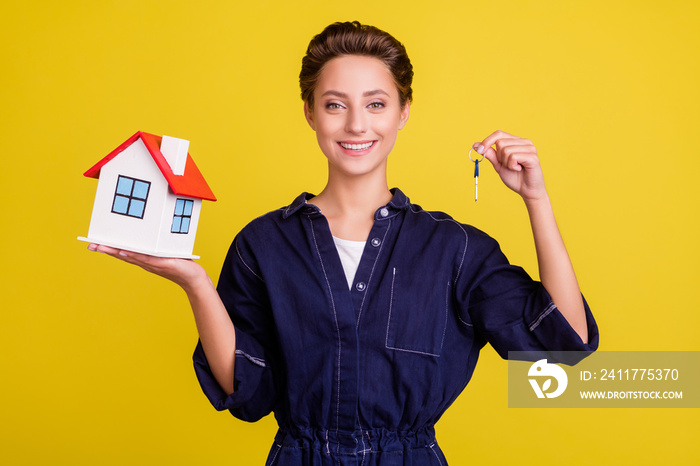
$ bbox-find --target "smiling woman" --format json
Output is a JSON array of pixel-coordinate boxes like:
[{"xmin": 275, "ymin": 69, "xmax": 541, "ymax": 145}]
[
  {"xmin": 303, "ymin": 55, "xmax": 410, "ymax": 188},
  {"xmin": 89, "ymin": 20, "xmax": 599, "ymax": 466}
]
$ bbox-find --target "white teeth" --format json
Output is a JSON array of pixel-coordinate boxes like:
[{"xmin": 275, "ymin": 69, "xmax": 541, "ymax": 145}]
[{"xmin": 340, "ymin": 141, "xmax": 373, "ymax": 150}]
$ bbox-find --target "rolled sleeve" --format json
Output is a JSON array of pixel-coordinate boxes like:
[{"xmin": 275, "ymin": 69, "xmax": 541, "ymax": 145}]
[
  {"xmin": 192, "ymin": 232, "xmax": 279, "ymax": 422},
  {"xmin": 456, "ymin": 226, "xmax": 599, "ymax": 364},
  {"xmin": 526, "ymin": 288, "xmax": 598, "ymax": 353},
  {"xmin": 193, "ymin": 331, "xmax": 276, "ymax": 421}
]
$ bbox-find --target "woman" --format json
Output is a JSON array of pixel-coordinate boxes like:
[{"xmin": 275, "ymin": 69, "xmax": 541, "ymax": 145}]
[{"xmin": 90, "ymin": 21, "xmax": 598, "ymax": 465}]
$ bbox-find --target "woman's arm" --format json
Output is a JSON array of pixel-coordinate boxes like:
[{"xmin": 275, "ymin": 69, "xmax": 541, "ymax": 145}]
[
  {"xmin": 472, "ymin": 130, "xmax": 588, "ymax": 344},
  {"xmin": 88, "ymin": 244, "xmax": 237, "ymax": 394}
]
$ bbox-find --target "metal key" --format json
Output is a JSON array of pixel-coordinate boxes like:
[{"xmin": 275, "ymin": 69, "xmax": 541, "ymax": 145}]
[
  {"xmin": 468, "ymin": 148, "xmax": 485, "ymax": 202},
  {"xmin": 474, "ymin": 158, "xmax": 480, "ymax": 201}
]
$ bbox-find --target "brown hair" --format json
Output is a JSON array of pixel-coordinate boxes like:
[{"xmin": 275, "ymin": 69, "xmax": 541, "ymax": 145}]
[{"xmin": 300, "ymin": 21, "xmax": 413, "ymax": 109}]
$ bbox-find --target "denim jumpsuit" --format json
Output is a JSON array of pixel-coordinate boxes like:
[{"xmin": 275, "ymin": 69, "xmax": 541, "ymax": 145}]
[{"xmin": 193, "ymin": 189, "xmax": 599, "ymax": 465}]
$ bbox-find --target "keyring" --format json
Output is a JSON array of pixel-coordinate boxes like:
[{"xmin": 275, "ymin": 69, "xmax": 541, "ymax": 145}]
[{"xmin": 468, "ymin": 148, "xmax": 485, "ymax": 163}]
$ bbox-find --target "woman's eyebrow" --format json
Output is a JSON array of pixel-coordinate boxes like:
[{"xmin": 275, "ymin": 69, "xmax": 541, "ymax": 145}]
[
  {"xmin": 363, "ymin": 89, "xmax": 389, "ymax": 97},
  {"xmin": 321, "ymin": 89, "xmax": 390, "ymax": 98}
]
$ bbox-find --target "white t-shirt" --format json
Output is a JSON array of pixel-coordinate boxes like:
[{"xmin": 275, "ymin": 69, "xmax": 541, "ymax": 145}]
[{"xmin": 332, "ymin": 236, "xmax": 366, "ymax": 289}]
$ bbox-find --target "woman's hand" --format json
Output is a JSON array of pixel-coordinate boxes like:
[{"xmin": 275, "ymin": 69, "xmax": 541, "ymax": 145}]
[
  {"xmin": 87, "ymin": 243, "xmax": 211, "ymax": 293},
  {"xmin": 88, "ymin": 242, "xmax": 237, "ymax": 392},
  {"xmin": 472, "ymin": 130, "xmax": 546, "ymax": 202},
  {"xmin": 473, "ymin": 131, "xmax": 589, "ymax": 342}
]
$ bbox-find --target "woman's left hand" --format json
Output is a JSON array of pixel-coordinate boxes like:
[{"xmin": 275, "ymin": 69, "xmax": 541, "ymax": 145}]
[{"xmin": 472, "ymin": 130, "xmax": 547, "ymax": 202}]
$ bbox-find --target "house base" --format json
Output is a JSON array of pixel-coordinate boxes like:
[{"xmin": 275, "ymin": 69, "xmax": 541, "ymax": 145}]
[{"xmin": 77, "ymin": 237, "xmax": 200, "ymax": 260}]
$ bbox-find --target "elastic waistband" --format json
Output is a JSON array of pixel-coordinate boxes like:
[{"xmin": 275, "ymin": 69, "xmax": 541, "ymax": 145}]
[{"xmin": 273, "ymin": 425, "xmax": 437, "ymax": 455}]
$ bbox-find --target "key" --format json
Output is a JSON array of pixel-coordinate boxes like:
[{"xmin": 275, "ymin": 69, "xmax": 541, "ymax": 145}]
[
  {"xmin": 468, "ymin": 148, "xmax": 485, "ymax": 202},
  {"xmin": 474, "ymin": 158, "xmax": 479, "ymax": 202}
]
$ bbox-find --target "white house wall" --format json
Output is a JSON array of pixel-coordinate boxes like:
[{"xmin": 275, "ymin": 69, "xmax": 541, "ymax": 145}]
[
  {"xmin": 155, "ymin": 195, "xmax": 202, "ymax": 257},
  {"xmin": 86, "ymin": 139, "xmax": 169, "ymax": 254}
]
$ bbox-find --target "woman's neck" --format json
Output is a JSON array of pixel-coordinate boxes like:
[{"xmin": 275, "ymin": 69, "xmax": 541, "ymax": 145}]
[{"xmin": 310, "ymin": 170, "xmax": 392, "ymax": 241}]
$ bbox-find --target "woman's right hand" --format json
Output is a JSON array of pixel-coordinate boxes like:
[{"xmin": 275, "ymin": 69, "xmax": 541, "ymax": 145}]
[
  {"xmin": 88, "ymin": 243, "xmax": 236, "ymax": 394},
  {"xmin": 87, "ymin": 243, "xmax": 212, "ymax": 293}
]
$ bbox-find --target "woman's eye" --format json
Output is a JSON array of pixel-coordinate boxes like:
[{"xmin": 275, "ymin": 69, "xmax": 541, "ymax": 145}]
[
  {"xmin": 325, "ymin": 102, "xmax": 343, "ymax": 110},
  {"xmin": 368, "ymin": 102, "xmax": 385, "ymax": 109}
]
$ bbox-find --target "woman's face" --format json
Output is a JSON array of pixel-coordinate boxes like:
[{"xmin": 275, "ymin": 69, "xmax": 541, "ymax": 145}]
[{"xmin": 304, "ymin": 55, "xmax": 410, "ymax": 179}]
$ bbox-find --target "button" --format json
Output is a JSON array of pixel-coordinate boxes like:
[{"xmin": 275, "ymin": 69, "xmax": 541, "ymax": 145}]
[
  {"xmin": 370, "ymin": 237, "xmax": 381, "ymax": 247},
  {"xmin": 355, "ymin": 282, "xmax": 366, "ymax": 291},
  {"xmin": 379, "ymin": 207, "xmax": 389, "ymax": 218}
]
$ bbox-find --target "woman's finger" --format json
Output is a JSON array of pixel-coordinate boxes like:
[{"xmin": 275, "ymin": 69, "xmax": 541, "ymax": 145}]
[
  {"xmin": 507, "ymin": 151, "xmax": 542, "ymax": 171},
  {"xmin": 501, "ymin": 145, "xmax": 537, "ymax": 169},
  {"xmin": 478, "ymin": 144, "xmax": 501, "ymax": 171},
  {"xmin": 90, "ymin": 243, "xmax": 124, "ymax": 258},
  {"xmin": 479, "ymin": 129, "xmax": 518, "ymax": 150},
  {"xmin": 473, "ymin": 132, "xmax": 536, "ymax": 172},
  {"xmin": 90, "ymin": 243, "xmax": 157, "ymax": 268},
  {"xmin": 87, "ymin": 243, "xmax": 205, "ymax": 291},
  {"xmin": 494, "ymin": 137, "xmax": 534, "ymax": 150}
]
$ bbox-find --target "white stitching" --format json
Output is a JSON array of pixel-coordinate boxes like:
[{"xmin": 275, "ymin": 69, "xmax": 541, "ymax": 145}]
[
  {"xmin": 267, "ymin": 443, "xmax": 282, "ymax": 466},
  {"xmin": 408, "ymin": 205, "xmax": 468, "ymax": 281},
  {"xmin": 384, "ymin": 268, "xmax": 447, "ymax": 357},
  {"xmin": 283, "ymin": 198, "xmax": 297, "ymax": 217},
  {"xmin": 429, "ymin": 443, "xmax": 444, "ymax": 466},
  {"xmin": 309, "ymin": 218, "xmax": 342, "ymax": 455},
  {"xmin": 385, "ymin": 267, "xmax": 397, "ymax": 350},
  {"xmin": 457, "ymin": 314, "xmax": 473, "ymax": 327},
  {"xmin": 359, "ymin": 431, "xmax": 366, "ymax": 466},
  {"xmin": 235, "ymin": 349, "xmax": 266, "ymax": 367},
  {"xmin": 409, "ymin": 205, "xmax": 474, "ymax": 328},
  {"xmin": 439, "ymin": 281, "xmax": 449, "ymax": 351},
  {"xmin": 529, "ymin": 302, "xmax": 558, "ymax": 331},
  {"xmin": 357, "ymin": 416, "xmax": 371, "ymax": 464},
  {"xmin": 235, "ymin": 240, "xmax": 264, "ymax": 283},
  {"xmin": 385, "ymin": 344, "xmax": 441, "ymax": 357},
  {"xmin": 356, "ymin": 222, "xmax": 391, "ymax": 328}
]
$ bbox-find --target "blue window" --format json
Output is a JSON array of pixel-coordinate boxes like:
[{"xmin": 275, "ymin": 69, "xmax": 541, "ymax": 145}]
[
  {"xmin": 111, "ymin": 175, "xmax": 151, "ymax": 219},
  {"xmin": 171, "ymin": 199, "xmax": 194, "ymax": 234}
]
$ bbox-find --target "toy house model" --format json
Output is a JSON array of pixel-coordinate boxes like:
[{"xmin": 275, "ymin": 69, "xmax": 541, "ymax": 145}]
[{"xmin": 78, "ymin": 131, "xmax": 216, "ymax": 259}]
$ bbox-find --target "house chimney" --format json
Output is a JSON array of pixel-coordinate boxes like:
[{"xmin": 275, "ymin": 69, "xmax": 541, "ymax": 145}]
[{"xmin": 160, "ymin": 135, "xmax": 189, "ymax": 176}]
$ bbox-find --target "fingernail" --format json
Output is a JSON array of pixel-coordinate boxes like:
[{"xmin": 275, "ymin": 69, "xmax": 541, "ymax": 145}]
[
  {"xmin": 477, "ymin": 145, "xmax": 485, "ymax": 155},
  {"xmin": 119, "ymin": 251, "xmax": 128, "ymax": 257},
  {"xmin": 88, "ymin": 244, "xmax": 97, "ymax": 251}
]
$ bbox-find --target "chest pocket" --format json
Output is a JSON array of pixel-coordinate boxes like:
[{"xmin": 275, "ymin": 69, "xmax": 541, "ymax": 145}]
[{"xmin": 385, "ymin": 267, "xmax": 449, "ymax": 357}]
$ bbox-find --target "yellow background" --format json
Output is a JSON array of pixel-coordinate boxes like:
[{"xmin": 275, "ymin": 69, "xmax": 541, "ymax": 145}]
[{"xmin": 2, "ymin": 0, "xmax": 698, "ymax": 464}]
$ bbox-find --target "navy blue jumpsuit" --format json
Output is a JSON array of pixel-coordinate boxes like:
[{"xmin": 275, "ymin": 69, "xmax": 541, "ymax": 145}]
[{"xmin": 193, "ymin": 188, "xmax": 599, "ymax": 465}]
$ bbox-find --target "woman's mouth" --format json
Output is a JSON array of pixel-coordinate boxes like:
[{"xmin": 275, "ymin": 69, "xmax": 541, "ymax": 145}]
[
  {"xmin": 338, "ymin": 141, "xmax": 376, "ymax": 156},
  {"xmin": 339, "ymin": 141, "xmax": 374, "ymax": 150}
]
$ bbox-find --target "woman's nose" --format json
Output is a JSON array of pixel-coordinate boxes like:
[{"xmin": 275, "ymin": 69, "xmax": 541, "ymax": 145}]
[{"xmin": 345, "ymin": 107, "xmax": 367, "ymax": 134}]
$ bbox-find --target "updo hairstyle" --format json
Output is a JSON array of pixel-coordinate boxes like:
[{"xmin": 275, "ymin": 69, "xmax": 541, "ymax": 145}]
[{"xmin": 299, "ymin": 21, "xmax": 414, "ymax": 109}]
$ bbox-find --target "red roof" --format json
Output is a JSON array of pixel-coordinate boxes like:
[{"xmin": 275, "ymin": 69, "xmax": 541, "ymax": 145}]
[{"xmin": 84, "ymin": 131, "xmax": 216, "ymax": 201}]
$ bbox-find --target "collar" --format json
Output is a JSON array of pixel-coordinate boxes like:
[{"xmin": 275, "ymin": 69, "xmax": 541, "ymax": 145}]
[{"xmin": 281, "ymin": 188, "xmax": 411, "ymax": 220}]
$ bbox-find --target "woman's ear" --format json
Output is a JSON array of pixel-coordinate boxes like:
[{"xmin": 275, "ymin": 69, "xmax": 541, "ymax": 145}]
[
  {"xmin": 304, "ymin": 102, "xmax": 316, "ymax": 131},
  {"xmin": 398, "ymin": 101, "xmax": 410, "ymax": 130}
]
